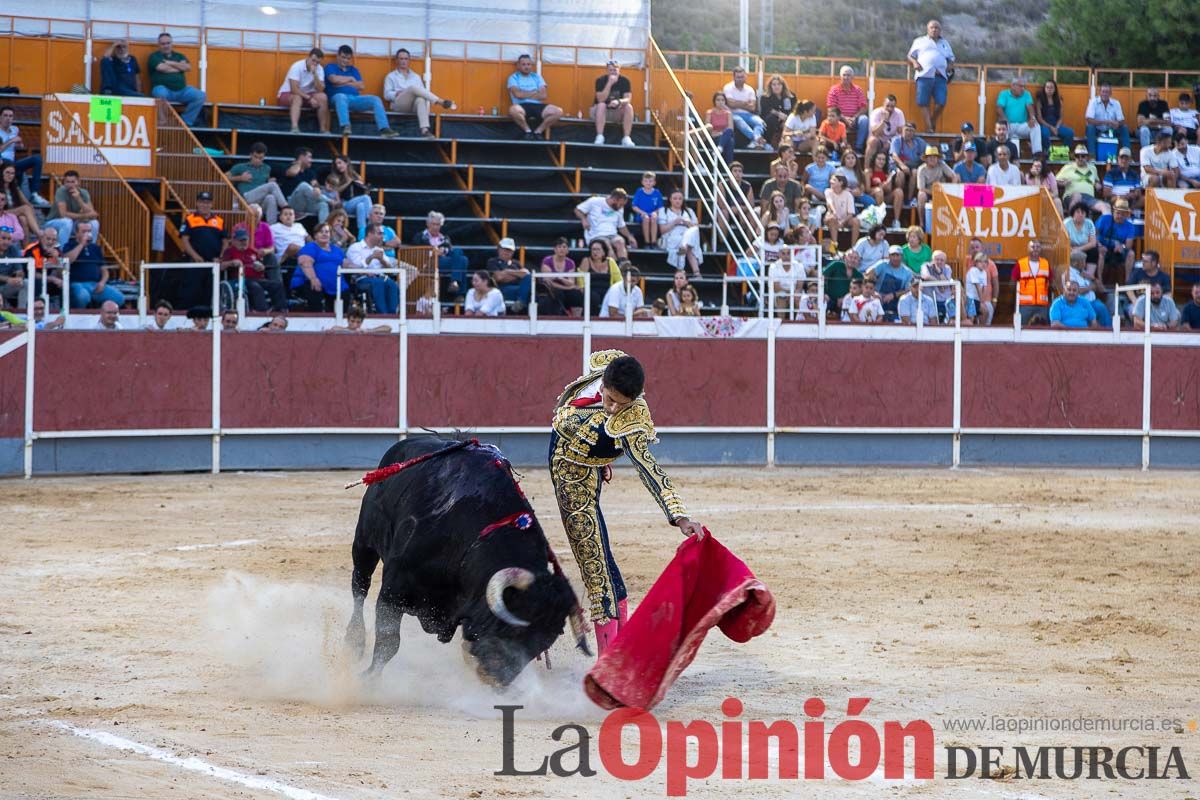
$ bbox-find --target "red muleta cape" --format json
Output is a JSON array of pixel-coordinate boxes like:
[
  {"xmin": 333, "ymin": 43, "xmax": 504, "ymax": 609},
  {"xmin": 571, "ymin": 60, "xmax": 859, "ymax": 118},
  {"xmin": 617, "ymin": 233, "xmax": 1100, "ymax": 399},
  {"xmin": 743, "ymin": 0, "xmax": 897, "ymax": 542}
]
[{"xmin": 583, "ymin": 530, "xmax": 775, "ymax": 711}]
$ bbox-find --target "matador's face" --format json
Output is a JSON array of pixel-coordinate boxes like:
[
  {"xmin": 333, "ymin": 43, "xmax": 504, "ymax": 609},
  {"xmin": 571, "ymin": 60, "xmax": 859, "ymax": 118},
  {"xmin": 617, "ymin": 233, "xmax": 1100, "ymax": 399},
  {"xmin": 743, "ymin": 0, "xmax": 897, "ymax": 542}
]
[{"xmin": 600, "ymin": 384, "xmax": 634, "ymax": 415}]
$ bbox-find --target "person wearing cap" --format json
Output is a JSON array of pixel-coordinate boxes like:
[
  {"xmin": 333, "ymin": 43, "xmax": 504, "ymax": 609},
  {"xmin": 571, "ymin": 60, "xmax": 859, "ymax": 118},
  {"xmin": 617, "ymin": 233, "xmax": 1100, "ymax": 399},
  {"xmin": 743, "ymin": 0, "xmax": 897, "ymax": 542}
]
[
  {"xmin": 1012, "ymin": 239, "xmax": 1052, "ymax": 325},
  {"xmin": 221, "ymin": 226, "xmax": 286, "ymax": 313},
  {"xmin": 986, "ymin": 144, "xmax": 1022, "ymax": 187},
  {"xmin": 897, "ymin": 276, "xmax": 938, "ymax": 325},
  {"xmin": 826, "ymin": 66, "xmax": 870, "ymax": 153},
  {"xmin": 915, "ymin": 145, "xmax": 958, "ymax": 209},
  {"xmin": 1140, "ymin": 130, "xmax": 1179, "ymax": 188},
  {"xmin": 507, "ymin": 54, "xmax": 564, "ymax": 140},
  {"xmin": 865, "ymin": 94, "xmax": 906, "ymax": 165},
  {"xmin": 593, "ymin": 60, "xmax": 635, "ymax": 147},
  {"xmin": 383, "ymin": 48, "xmax": 456, "ymax": 140},
  {"xmin": 1056, "ymin": 144, "xmax": 1108, "ymax": 215},
  {"xmin": 864, "ymin": 244, "xmax": 913, "ymax": 318},
  {"xmin": 907, "ymin": 19, "xmax": 955, "ymax": 133},
  {"xmin": 575, "ymin": 188, "xmax": 637, "ymax": 260},
  {"xmin": 1085, "ymin": 83, "xmax": 1131, "ymax": 158},
  {"xmin": 995, "ymin": 77, "xmax": 1042, "ymax": 159},
  {"xmin": 722, "ymin": 67, "xmax": 767, "ymax": 149},
  {"xmin": 486, "ymin": 237, "xmax": 531, "ymax": 309},
  {"xmin": 186, "ymin": 305, "xmax": 212, "ymax": 332},
  {"xmin": 1102, "ymin": 147, "xmax": 1144, "ymax": 208},
  {"xmin": 178, "ymin": 191, "xmax": 227, "ymax": 310},
  {"xmin": 325, "ymin": 45, "xmax": 398, "ymax": 139},
  {"xmin": 889, "ymin": 121, "xmax": 928, "ymax": 200},
  {"xmin": 1096, "ymin": 199, "xmax": 1137, "ymax": 282},
  {"xmin": 953, "ymin": 141, "xmax": 986, "ymax": 184},
  {"xmin": 951, "ymin": 121, "xmax": 982, "ymax": 163}
]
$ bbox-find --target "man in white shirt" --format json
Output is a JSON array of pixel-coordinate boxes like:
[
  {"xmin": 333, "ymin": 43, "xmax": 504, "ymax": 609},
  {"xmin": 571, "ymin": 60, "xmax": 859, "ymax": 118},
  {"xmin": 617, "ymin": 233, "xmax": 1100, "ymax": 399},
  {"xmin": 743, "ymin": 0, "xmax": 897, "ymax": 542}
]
[
  {"xmin": 986, "ymin": 145, "xmax": 1023, "ymax": 187},
  {"xmin": 277, "ymin": 48, "xmax": 329, "ymax": 134},
  {"xmin": 0, "ymin": 105, "xmax": 48, "ymax": 206},
  {"xmin": 1140, "ymin": 130, "xmax": 1179, "ymax": 187},
  {"xmin": 1174, "ymin": 133, "xmax": 1200, "ymax": 187},
  {"xmin": 897, "ymin": 277, "xmax": 938, "ymax": 325},
  {"xmin": 383, "ymin": 48, "xmax": 455, "ymax": 140},
  {"xmin": 574, "ymin": 189, "xmax": 637, "ymax": 260},
  {"xmin": 1085, "ymin": 83, "xmax": 1131, "ymax": 157},
  {"xmin": 346, "ymin": 223, "xmax": 402, "ymax": 315},
  {"xmin": 907, "ymin": 19, "xmax": 955, "ymax": 133},
  {"xmin": 269, "ymin": 205, "xmax": 309, "ymax": 263},
  {"xmin": 722, "ymin": 67, "xmax": 767, "ymax": 149},
  {"xmin": 600, "ymin": 266, "xmax": 645, "ymax": 318},
  {"xmin": 95, "ymin": 300, "xmax": 123, "ymax": 330},
  {"xmin": 1170, "ymin": 92, "xmax": 1199, "ymax": 143}
]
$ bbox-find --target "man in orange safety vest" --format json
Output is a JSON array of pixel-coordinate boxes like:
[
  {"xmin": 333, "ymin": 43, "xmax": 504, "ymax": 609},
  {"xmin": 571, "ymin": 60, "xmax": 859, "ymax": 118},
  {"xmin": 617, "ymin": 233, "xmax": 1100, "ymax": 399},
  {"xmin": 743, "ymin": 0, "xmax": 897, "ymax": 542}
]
[{"xmin": 1013, "ymin": 239, "xmax": 1052, "ymax": 325}]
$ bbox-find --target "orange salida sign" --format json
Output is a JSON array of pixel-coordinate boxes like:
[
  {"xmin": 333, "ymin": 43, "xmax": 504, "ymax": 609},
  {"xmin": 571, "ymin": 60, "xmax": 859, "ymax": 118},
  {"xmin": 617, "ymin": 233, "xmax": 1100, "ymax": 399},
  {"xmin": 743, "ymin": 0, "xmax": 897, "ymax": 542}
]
[{"xmin": 42, "ymin": 93, "xmax": 157, "ymax": 178}]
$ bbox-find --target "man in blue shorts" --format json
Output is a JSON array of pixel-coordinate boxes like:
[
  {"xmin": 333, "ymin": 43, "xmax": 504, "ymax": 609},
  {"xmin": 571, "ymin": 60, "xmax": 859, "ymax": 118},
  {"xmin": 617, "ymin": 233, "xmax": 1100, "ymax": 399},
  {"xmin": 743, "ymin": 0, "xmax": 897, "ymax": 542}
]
[
  {"xmin": 908, "ymin": 19, "xmax": 955, "ymax": 133},
  {"xmin": 506, "ymin": 54, "xmax": 564, "ymax": 140}
]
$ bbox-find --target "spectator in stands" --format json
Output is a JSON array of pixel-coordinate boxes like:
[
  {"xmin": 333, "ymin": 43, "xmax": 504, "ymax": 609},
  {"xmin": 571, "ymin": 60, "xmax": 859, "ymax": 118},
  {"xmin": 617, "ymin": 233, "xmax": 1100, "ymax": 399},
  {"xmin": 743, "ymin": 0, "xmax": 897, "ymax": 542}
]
[
  {"xmin": 675, "ymin": 283, "xmax": 702, "ymax": 316},
  {"xmin": 953, "ymin": 142, "xmax": 985, "ymax": 185},
  {"xmin": 1136, "ymin": 87, "xmax": 1172, "ymax": 150},
  {"xmin": 921, "ymin": 249, "xmax": 955, "ymax": 316},
  {"xmin": 600, "ymin": 264, "xmax": 646, "ymax": 318},
  {"xmin": 1127, "ymin": 250, "xmax": 1171, "ymax": 310},
  {"xmin": 270, "ymin": 205, "xmax": 309, "ymax": 265},
  {"xmin": 822, "ymin": 250, "xmax": 864, "ymax": 315},
  {"xmin": 278, "ymin": 48, "xmax": 330, "ymax": 134},
  {"xmin": 780, "ymin": 99, "xmax": 816, "ymax": 157},
  {"xmin": 384, "ymin": 48, "xmax": 455, "ymax": 140},
  {"xmin": 360, "ymin": 204, "xmax": 400, "ymax": 252},
  {"xmin": 258, "ymin": 314, "xmax": 288, "ymax": 331},
  {"xmin": 759, "ymin": 74, "xmax": 795, "ymax": 148},
  {"xmin": 575, "ymin": 189, "xmax": 637, "ymax": 260},
  {"xmin": 1057, "ymin": 144, "xmax": 1108, "ymax": 215},
  {"xmin": 331, "ymin": 303, "xmax": 390, "ymax": 333},
  {"xmin": 487, "ymin": 237, "xmax": 531, "ymax": 309},
  {"xmin": 967, "ymin": 237, "xmax": 1000, "ymax": 315},
  {"xmin": 915, "ymin": 145, "xmax": 957, "ymax": 209},
  {"xmin": 705, "ymin": 92, "xmax": 737, "ymax": 162},
  {"xmin": 865, "ymin": 245, "xmax": 913, "ymax": 317},
  {"xmin": 759, "ymin": 161, "xmax": 803, "ymax": 214},
  {"xmin": 99, "ymin": 40, "xmax": 142, "ymax": 96},
  {"xmin": 986, "ymin": 145, "xmax": 1023, "ymax": 187},
  {"xmin": 722, "ymin": 67, "xmax": 766, "ymax": 149},
  {"xmin": 63, "ymin": 221, "xmax": 122, "ymax": 309},
  {"xmin": 1102, "ymin": 148, "xmax": 1144, "ymax": 208},
  {"xmin": 631, "ymin": 171, "xmax": 663, "ymax": 247},
  {"xmin": 1096, "ymin": 199, "xmax": 1138, "ymax": 283},
  {"xmin": 148, "ymin": 33, "xmax": 205, "ymax": 126},
  {"xmin": 1180, "ymin": 282, "xmax": 1200, "ymax": 330},
  {"xmin": 1141, "ymin": 130, "xmax": 1179, "ymax": 188},
  {"xmin": 178, "ymin": 191, "xmax": 226, "ymax": 309},
  {"xmin": 1175, "ymin": 132, "xmax": 1200, "ymax": 188},
  {"xmin": 1063, "ymin": 249, "xmax": 1110, "ymax": 327},
  {"xmin": 221, "ymin": 309, "xmax": 239, "ymax": 332},
  {"xmin": 770, "ymin": 140, "xmax": 799, "ymax": 181},
  {"xmin": 592, "ymin": 60, "xmax": 636, "ymax": 147},
  {"xmin": 664, "ymin": 268, "xmax": 688, "ymax": 315},
  {"xmin": 842, "ymin": 277, "xmax": 884, "ymax": 322},
  {"xmin": 890, "ymin": 122, "xmax": 927, "ymax": 201},
  {"xmin": 823, "ymin": 174, "xmax": 859, "ymax": 251},
  {"xmin": 1013, "ymin": 239, "xmax": 1052, "ymax": 325},
  {"xmin": 345, "ymin": 223, "xmax": 402, "ymax": 316},
  {"xmin": 291, "ymin": 222, "xmax": 347, "ymax": 311},
  {"xmin": 1085, "ymin": 83, "xmax": 1130, "ymax": 157},
  {"xmin": 1035, "ymin": 79, "xmax": 1075, "ymax": 152},
  {"xmin": 464, "ymin": 270, "xmax": 505, "ymax": 317},
  {"xmin": 1171, "ymin": 93, "xmax": 1199, "ymax": 143},
  {"xmin": 966, "ymin": 252, "xmax": 993, "ymax": 325},
  {"xmin": 45, "ymin": 170, "xmax": 100, "ymax": 244},
  {"xmin": 867, "ymin": 150, "xmax": 905, "ymax": 230},
  {"xmin": 507, "ymin": 54, "xmax": 563, "ymax": 140},
  {"xmin": 221, "ymin": 227, "xmax": 286, "ymax": 312},
  {"xmin": 22, "ymin": 227, "xmax": 64, "ymax": 304},
  {"xmin": 1049, "ymin": 279, "xmax": 1099, "ymax": 329},
  {"xmin": 1132, "ymin": 281, "xmax": 1180, "ymax": 330},
  {"xmin": 907, "ymin": 19, "xmax": 955, "ymax": 133},
  {"xmin": 95, "ymin": 299, "xmax": 122, "ymax": 330},
  {"xmin": 803, "ymin": 147, "xmax": 836, "ymax": 203},
  {"xmin": 187, "ymin": 306, "xmax": 212, "ymax": 331},
  {"xmin": 657, "ymin": 189, "xmax": 702, "ymax": 277},
  {"xmin": 577, "ymin": 240, "xmax": 621, "ymax": 313},
  {"xmin": 980, "ymin": 120, "xmax": 1013, "ymax": 168},
  {"xmin": 0, "ymin": 227, "xmax": 22, "ymax": 307},
  {"xmin": 243, "ymin": 203, "xmax": 277, "ymax": 269},
  {"xmin": 1026, "ymin": 155, "xmax": 1062, "ymax": 215},
  {"xmin": 898, "ymin": 276, "xmax": 938, "ymax": 325},
  {"xmin": 280, "ymin": 147, "xmax": 329, "ymax": 224},
  {"xmin": 767, "ymin": 247, "xmax": 803, "ymax": 312},
  {"xmin": 817, "ymin": 107, "xmax": 848, "ymax": 155},
  {"xmin": 901, "ymin": 225, "xmax": 931, "ymax": 275},
  {"xmin": 865, "ymin": 94, "xmax": 905, "ymax": 165},
  {"xmin": 1065, "ymin": 201, "xmax": 1099, "ymax": 266},
  {"xmin": 827, "ymin": 66, "xmax": 870, "ymax": 153},
  {"xmin": 145, "ymin": 299, "xmax": 173, "ymax": 331},
  {"xmin": 323, "ymin": 155, "xmax": 373, "ymax": 233},
  {"xmin": 0, "ymin": 192, "xmax": 23, "ymax": 248},
  {"xmin": 995, "ymin": 77, "xmax": 1042, "ymax": 158},
  {"xmin": 226, "ymin": 142, "xmax": 287, "ymax": 224},
  {"xmin": 539, "ymin": 237, "xmax": 584, "ymax": 317},
  {"xmin": 325, "ymin": 45, "xmax": 397, "ymax": 138},
  {"xmin": 950, "ymin": 121, "xmax": 981, "ymax": 163},
  {"xmin": 853, "ymin": 224, "xmax": 889, "ymax": 271},
  {"xmin": 835, "ymin": 149, "xmax": 867, "ymax": 206},
  {"xmin": 413, "ymin": 210, "xmax": 468, "ymax": 296},
  {"xmin": 1, "ymin": 162, "xmax": 42, "ymax": 237}
]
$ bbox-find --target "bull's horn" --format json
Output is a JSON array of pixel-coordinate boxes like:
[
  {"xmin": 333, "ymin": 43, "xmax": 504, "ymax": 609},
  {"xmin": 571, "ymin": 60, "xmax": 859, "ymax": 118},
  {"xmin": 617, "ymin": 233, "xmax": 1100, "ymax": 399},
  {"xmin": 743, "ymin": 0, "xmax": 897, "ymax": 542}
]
[{"xmin": 486, "ymin": 568, "xmax": 534, "ymax": 628}]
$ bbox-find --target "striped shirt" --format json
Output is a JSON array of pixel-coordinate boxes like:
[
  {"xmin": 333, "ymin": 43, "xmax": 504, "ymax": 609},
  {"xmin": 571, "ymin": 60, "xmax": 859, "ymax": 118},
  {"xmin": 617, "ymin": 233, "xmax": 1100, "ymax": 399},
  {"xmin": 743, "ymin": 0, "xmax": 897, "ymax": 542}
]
[{"xmin": 826, "ymin": 83, "xmax": 867, "ymax": 118}]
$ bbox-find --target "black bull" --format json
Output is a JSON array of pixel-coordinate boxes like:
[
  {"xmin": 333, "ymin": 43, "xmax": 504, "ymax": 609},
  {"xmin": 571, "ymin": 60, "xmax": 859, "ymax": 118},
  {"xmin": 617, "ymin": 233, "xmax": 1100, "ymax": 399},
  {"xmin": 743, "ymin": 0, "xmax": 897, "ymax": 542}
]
[{"xmin": 345, "ymin": 437, "xmax": 583, "ymax": 686}]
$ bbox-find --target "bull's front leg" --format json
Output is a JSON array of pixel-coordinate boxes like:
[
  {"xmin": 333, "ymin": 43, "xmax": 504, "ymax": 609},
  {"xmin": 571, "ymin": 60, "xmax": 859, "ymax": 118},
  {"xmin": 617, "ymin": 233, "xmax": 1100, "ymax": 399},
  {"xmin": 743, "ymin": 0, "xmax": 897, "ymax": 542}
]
[
  {"xmin": 345, "ymin": 542, "xmax": 379, "ymax": 659},
  {"xmin": 366, "ymin": 593, "xmax": 403, "ymax": 676}
]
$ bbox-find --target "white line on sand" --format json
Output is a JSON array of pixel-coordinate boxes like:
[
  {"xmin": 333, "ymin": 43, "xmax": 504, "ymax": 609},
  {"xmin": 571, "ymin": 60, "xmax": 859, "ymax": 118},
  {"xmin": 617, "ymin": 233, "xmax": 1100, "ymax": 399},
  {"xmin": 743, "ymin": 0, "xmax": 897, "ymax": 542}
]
[
  {"xmin": 170, "ymin": 538, "xmax": 261, "ymax": 552},
  {"xmin": 603, "ymin": 502, "xmax": 1023, "ymax": 517},
  {"xmin": 40, "ymin": 720, "xmax": 344, "ymax": 800}
]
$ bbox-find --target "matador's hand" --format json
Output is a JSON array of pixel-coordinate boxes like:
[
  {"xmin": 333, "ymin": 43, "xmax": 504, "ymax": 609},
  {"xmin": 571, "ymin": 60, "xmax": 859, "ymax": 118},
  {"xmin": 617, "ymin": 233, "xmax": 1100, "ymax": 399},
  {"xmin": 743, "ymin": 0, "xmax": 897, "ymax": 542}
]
[
  {"xmin": 677, "ymin": 517, "xmax": 705, "ymax": 539},
  {"xmin": 602, "ymin": 464, "xmax": 612, "ymax": 483}
]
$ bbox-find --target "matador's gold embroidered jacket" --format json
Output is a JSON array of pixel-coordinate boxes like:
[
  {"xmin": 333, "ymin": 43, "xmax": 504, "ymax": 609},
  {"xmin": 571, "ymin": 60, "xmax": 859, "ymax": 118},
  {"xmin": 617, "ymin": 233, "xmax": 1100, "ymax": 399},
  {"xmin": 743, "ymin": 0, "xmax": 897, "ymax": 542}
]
[{"xmin": 550, "ymin": 349, "xmax": 688, "ymax": 523}]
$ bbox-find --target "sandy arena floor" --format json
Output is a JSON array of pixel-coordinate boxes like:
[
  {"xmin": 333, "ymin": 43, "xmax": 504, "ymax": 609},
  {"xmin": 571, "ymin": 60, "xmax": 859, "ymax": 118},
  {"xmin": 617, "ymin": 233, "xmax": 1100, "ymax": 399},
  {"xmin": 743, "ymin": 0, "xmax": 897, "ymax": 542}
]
[{"xmin": 2, "ymin": 466, "xmax": 1200, "ymax": 799}]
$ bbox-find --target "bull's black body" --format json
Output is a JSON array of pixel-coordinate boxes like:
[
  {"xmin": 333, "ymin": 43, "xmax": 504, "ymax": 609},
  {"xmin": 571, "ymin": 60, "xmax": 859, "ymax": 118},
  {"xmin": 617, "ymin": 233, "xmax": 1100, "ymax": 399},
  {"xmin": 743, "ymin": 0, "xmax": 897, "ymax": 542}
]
[{"xmin": 345, "ymin": 436, "xmax": 577, "ymax": 686}]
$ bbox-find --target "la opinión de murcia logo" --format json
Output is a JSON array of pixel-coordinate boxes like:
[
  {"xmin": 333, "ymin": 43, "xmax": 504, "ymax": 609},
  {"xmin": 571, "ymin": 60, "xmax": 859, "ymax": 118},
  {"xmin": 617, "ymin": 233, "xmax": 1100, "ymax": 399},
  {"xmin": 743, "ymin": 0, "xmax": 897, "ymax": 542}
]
[{"xmin": 496, "ymin": 698, "xmax": 1190, "ymax": 796}]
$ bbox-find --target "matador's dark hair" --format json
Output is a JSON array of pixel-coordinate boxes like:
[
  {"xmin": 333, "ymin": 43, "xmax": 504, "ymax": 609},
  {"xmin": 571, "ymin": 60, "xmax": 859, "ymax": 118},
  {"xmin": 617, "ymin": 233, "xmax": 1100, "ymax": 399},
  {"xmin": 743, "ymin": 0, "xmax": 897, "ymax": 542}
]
[{"xmin": 603, "ymin": 356, "xmax": 645, "ymax": 400}]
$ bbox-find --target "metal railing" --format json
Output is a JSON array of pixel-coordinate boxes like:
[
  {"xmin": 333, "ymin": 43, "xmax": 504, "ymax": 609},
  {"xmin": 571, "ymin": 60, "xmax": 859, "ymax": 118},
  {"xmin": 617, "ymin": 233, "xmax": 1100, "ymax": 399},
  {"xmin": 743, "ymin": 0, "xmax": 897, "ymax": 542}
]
[
  {"xmin": 154, "ymin": 98, "xmax": 247, "ymax": 232},
  {"xmin": 40, "ymin": 95, "xmax": 150, "ymax": 280}
]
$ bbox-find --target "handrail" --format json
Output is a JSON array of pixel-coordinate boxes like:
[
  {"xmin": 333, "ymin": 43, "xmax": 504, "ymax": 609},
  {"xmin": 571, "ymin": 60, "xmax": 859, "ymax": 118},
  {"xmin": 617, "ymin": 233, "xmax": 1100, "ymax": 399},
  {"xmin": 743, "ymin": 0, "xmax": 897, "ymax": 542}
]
[
  {"xmin": 40, "ymin": 94, "xmax": 151, "ymax": 280},
  {"xmin": 154, "ymin": 98, "xmax": 247, "ymax": 233}
]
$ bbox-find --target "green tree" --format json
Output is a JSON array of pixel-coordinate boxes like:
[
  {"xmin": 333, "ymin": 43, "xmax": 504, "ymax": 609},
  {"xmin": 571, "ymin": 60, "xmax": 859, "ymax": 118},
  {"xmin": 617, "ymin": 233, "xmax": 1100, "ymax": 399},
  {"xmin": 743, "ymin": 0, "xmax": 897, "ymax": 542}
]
[{"xmin": 1031, "ymin": 0, "xmax": 1200, "ymax": 69}]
